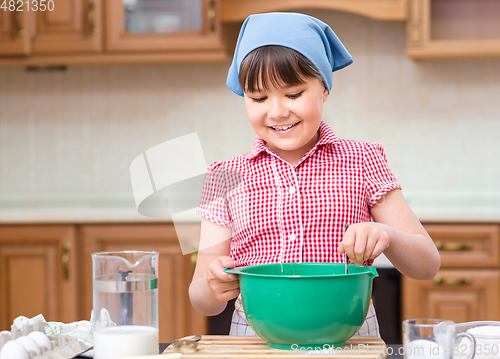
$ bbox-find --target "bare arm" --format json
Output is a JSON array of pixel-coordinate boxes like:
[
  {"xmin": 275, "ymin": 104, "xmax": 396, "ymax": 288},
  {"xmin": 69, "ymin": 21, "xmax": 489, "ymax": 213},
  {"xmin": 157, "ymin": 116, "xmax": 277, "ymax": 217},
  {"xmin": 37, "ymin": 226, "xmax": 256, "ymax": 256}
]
[
  {"xmin": 338, "ymin": 189, "xmax": 440, "ymax": 280},
  {"xmin": 189, "ymin": 217, "xmax": 239, "ymax": 316}
]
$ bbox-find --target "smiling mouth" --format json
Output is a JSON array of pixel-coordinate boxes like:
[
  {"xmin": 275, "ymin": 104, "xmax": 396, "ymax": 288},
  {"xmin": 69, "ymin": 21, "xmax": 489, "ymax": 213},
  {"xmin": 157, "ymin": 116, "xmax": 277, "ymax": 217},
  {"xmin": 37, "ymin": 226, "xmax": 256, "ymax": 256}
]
[{"xmin": 269, "ymin": 122, "xmax": 300, "ymax": 131}]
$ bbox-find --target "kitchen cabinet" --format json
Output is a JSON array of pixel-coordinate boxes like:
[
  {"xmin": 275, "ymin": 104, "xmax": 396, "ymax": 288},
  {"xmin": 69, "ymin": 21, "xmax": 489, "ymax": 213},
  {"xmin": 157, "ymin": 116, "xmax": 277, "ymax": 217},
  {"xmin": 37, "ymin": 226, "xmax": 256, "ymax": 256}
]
[
  {"xmin": 31, "ymin": 0, "xmax": 103, "ymax": 54},
  {"xmin": 0, "ymin": 223, "xmax": 207, "ymax": 343},
  {"xmin": 406, "ymin": 0, "xmax": 500, "ymax": 58},
  {"xmin": 403, "ymin": 269, "xmax": 500, "ymax": 322},
  {"xmin": 0, "ymin": 0, "xmax": 225, "ymax": 65},
  {"xmin": 220, "ymin": 0, "xmax": 407, "ymax": 21},
  {"xmin": 0, "ymin": 0, "xmax": 102, "ymax": 57},
  {"xmin": 402, "ymin": 224, "xmax": 500, "ymax": 323},
  {"xmin": 0, "ymin": 2, "xmax": 30, "ymax": 55},
  {"xmin": 0, "ymin": 226, "xmax": 79, "ymax": 329},
  {"xmin": 106, "ymin": 0, "xmax": 224, "ymax": 55}
]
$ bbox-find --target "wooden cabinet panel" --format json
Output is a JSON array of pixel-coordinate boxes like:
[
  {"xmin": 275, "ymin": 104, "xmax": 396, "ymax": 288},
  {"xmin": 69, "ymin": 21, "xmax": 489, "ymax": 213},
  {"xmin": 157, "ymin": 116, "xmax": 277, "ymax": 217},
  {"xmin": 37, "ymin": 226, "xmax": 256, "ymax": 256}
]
[
  {"xmin": 80, "ymin": 224, "xmax": 207, "ymax": 343},
  {"xmin": 0, "ymin": 226, "xmax": 78, "ymax": 330},
  {"xmin": 402, "ymin": 269, "xmax": 500, "ymax": 323},
  {"xmin": 31, "ymin": 0, "xmax": 103, "ymax": 54},
  {"xmin": 426, "ymin": 224, "xmax": 500, "ymax": 268},
  {"xmin": 221, "ymin": 0, "xmax": 407, "ymax": 21},
  {"xmin": 407, "ymin": 0, "xmax": 500, "ymax": 58},
  {"xmin": 0, "ymin": 4, "xmax": 30, "ymax": 55}
]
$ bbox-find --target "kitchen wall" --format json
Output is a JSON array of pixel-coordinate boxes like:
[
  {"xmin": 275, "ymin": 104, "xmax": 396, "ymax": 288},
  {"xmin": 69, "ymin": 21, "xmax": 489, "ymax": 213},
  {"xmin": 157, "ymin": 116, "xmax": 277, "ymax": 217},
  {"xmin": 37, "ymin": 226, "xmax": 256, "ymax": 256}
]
[{"xmin": 1, "ymin": 9, "xmax": 500, "ymax": 222}]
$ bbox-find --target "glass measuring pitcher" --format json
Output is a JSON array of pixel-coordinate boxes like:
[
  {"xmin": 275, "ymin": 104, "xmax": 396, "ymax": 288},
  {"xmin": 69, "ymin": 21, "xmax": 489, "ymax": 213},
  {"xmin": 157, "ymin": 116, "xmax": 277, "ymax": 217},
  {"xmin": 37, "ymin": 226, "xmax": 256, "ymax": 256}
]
[{"xmin": 92, "ymin": 251, "xmax": 159, "ymax": 359}]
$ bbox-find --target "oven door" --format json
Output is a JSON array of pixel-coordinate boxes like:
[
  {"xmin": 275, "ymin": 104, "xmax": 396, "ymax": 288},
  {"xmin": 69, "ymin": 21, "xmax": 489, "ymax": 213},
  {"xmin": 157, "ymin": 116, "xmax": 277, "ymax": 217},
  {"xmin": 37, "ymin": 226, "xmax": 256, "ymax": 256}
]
[{"xmin": 372, "ymin": 254, "xmax": 402, "ymax": 344}]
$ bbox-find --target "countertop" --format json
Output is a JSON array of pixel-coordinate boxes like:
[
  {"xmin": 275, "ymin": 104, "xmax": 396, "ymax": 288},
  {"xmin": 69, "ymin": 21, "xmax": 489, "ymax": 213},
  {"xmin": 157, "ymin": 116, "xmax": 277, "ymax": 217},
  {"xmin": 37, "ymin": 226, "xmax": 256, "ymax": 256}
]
[
  {"xmin": 116, "ymin": 343, "xmax": 405, "ymax": 358},
  {"xmin": 2, "ymin": 207, "xmax": 500, "ymax": 224},
  {"xmin": 1, "ymin": 189, "xmax": 500, "ymax": 224},
  {"xmin": 75, "ymin": 343, "xmax": 404, "ymax": 358},
  {"xmin": 155, "ymin": 343, "xmax": 406, "ymax": 358}
]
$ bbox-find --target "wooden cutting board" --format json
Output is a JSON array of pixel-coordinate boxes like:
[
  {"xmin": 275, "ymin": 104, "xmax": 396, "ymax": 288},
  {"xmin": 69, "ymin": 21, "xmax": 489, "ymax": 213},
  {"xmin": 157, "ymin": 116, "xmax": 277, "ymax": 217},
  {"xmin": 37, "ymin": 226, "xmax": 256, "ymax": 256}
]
[{"xmin": 163, "ymin": 335, "xmax": 387, "ymax": 358}]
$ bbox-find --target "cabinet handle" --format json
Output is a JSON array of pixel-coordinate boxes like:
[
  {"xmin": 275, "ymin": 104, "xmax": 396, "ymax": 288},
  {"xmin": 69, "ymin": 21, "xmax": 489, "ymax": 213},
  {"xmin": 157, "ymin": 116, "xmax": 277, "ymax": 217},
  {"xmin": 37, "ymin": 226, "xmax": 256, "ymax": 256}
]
[
  {"xmin": 15, "ymin": 9, "xmax": 24, "ymax": 37},
  {"xmin": 435, "ymin": 241, "xmax": 473, "ymax": 251},
  {"xmin": 62, "ymin": 243, "xmax": 71, "ymax": 281},
  {"xmin": 207, "ymin": 0, "xmax": 216, "ymax": 32},
  {"xmin": 88, "ymin": 1, "xmax": 97, "ymax": 36},
  {"xmin": 433, "ymin": 276, "xmax": 472, "ymax": 285},
  {"xmin": 190, "ymin": 252, "xmax": 198, "ymax": 274}
]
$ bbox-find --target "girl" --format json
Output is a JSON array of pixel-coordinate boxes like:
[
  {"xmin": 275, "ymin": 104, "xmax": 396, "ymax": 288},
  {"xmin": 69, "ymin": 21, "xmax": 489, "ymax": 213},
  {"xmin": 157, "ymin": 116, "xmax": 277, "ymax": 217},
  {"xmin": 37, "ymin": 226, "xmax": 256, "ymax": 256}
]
[{"xmin": 189, "ymin": 12, "xmax": 440, "ymax": 337}]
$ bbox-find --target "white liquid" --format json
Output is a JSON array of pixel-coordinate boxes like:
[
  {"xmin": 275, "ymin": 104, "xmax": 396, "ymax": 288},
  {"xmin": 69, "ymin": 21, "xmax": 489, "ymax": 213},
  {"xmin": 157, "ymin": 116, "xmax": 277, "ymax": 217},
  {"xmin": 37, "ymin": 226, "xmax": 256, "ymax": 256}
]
[
  {"xmin": 93, "ymin": 325, "xmax": 159, "ymax": 359},
  {"xmin": 406, "ymin": 339, "xmax": 447, "ymax": 359}
]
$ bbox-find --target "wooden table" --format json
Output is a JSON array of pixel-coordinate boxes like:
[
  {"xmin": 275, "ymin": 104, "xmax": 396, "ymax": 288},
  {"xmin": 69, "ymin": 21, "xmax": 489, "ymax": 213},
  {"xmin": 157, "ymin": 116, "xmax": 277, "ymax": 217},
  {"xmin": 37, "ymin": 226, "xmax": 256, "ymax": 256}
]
[{"xmin": 163, "ymin": 335, "xmax": 387, "ymax": 358}]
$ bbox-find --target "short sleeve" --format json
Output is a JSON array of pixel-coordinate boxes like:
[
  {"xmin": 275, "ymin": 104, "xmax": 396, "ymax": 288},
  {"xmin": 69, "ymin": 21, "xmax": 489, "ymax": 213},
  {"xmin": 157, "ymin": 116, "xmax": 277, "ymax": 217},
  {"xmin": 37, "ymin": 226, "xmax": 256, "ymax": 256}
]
[
  {"xmin": 197, "ymin": 162, "xmax": 232, "ymax": 228},
  {"xmin": 363, "ymin": 142, "xmax": 402, "ymax": 209}
]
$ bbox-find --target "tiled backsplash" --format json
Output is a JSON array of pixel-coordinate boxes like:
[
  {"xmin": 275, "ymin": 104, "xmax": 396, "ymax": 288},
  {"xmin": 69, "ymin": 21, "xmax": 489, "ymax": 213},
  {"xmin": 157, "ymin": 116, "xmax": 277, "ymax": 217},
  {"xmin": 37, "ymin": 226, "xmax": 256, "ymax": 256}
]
[{"xmin": 1, "ymin": 10, "xmax": 500, "ymax": 222}]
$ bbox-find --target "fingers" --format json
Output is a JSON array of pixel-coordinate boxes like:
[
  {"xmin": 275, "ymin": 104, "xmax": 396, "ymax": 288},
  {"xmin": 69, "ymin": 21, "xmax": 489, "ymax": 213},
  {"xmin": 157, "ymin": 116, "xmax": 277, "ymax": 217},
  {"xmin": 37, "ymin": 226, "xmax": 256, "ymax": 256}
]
[
  {"xmin": 341, "ymin": 223, "xmax": 390, "ymax": 265},
  {"xmin": 208, "ymin": 256, "xmax": 236, "ymax": 281},
  {"xmin": 206, "ymin": 256, "xmax": 240, "ymax": 302},
  {"xmin": 371, "ymin": 240, "xmax": 389, "ymax": 259},
  {"xmin": 363, "ymin": 233, "xmax": 377, "ymax": 261},
  {"xmin": 342, "ymin": 226, "xmax": 363, "ymax": 265},
  {"xmin": 218, "ymin": 256, "xmax": 236, "ymax": 280},
  {"xmin": 220, "ymin": 256, "xmax": 235, "ymax": 269},
  {"xmin": 337, "ymin": 241, "xmax": 345, "ymax": 255}
]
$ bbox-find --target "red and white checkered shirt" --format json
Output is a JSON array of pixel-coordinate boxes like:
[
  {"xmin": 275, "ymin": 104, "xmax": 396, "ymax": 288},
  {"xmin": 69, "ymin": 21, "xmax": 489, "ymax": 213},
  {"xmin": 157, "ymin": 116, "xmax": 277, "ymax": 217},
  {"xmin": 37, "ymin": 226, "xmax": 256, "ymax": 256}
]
[{"xmin": 197, "ymin": 121, "xmax": 401, "ymax": 267}]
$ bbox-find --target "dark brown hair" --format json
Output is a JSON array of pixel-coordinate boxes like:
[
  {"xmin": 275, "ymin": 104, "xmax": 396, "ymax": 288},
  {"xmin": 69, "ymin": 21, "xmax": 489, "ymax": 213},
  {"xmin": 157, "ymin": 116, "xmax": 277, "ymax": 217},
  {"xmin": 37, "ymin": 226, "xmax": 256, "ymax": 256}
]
[{"xmin": 238, "ymin": 45, "xmax": 324, "ymax": 94}]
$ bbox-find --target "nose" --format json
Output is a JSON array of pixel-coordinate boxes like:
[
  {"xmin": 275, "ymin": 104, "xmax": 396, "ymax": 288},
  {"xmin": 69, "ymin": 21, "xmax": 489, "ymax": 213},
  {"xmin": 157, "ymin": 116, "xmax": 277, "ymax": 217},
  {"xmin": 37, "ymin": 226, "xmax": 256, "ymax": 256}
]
[{"xmin": 267, "ymin": 98, "xmax": 289, "ymax": 119}]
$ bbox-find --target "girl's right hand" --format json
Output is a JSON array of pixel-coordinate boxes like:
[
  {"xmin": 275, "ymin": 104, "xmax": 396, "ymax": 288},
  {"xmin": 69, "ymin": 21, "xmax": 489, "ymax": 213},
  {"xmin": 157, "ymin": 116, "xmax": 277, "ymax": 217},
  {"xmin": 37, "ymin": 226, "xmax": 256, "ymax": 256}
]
[{"xmin": 205, "ymin": 256, "xmax": 240, "ymax": 302}]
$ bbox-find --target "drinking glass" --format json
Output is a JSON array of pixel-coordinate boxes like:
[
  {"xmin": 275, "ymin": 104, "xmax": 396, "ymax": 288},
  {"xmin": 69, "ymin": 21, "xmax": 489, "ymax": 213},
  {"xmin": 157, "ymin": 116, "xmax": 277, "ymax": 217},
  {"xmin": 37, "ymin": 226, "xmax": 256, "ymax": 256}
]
[
  {"xmin": 403, "ymin": 319, "xmax": 476, "ymax": 359},
  {"xmin": 92, "ymin": 251, "xmax": 159, "ymax": 359}
]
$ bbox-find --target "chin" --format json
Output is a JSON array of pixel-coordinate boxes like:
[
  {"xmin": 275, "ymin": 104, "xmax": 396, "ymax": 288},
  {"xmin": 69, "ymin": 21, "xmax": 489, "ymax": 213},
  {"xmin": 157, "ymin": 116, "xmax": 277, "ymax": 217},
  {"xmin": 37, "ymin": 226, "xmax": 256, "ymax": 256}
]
[{"xmin": 275, "ymin": 145, "xmax": 304, "ymax": 153}]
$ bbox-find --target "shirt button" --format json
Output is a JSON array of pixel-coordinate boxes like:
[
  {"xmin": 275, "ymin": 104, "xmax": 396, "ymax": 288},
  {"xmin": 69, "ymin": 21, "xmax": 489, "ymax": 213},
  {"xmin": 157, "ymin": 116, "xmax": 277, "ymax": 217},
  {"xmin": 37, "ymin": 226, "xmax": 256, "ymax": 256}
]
[
  {"xmin": 289, "ymin": 234, "xmax": 296, "ymax": 241},
  {"xmin": 288, "ymin": 186, "xmax": 296, "ymax": 194}
]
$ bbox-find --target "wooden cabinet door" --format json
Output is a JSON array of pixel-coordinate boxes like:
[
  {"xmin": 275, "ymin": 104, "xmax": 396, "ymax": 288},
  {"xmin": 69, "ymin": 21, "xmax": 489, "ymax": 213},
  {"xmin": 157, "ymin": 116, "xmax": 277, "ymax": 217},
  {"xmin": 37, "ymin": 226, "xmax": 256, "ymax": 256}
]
[
  {"xmin": 425, "ymin": 224, "xmax": 500, "ymax": 268},
  {"xmin": 402, "ymin": 270, "xmax": 500, "ymax": 323},
  {"xmin": 80, "ymin": 224, "xmax": 207, "ymax": 343},
  {"xmin": 0, "ymin": 226, "xmax": 79, "ymax": 330},
  {"xmin": 0, "ymin": 4, "xmax": 30, "ymax": 55},
  {"xmin": 105, "ymin": 0, "xmax": 224, "ymax": 54},
  {"xmin": 31, "ymin": 0, "xmax": 103, "ymax": 54}
]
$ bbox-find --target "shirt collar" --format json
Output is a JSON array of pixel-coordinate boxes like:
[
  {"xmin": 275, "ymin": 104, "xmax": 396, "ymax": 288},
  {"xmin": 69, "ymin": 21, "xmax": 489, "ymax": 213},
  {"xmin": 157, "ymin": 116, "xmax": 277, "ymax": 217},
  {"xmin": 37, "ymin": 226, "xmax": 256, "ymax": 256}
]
[{"xmin": 245, "ymin": 121, "xmax": 341, "ymax": 160}]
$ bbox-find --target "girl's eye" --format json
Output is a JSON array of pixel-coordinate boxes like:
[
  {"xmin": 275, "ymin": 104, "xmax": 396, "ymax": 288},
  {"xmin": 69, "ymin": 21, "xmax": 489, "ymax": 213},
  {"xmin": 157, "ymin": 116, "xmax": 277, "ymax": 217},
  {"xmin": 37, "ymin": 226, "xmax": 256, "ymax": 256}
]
[
  {"xmin": 252, "ymin": 96, "xmax": 267, "ymax": 103},
  {"xmin": 287, "ymin": 91, "xmax": 304, "ymax": 99}
]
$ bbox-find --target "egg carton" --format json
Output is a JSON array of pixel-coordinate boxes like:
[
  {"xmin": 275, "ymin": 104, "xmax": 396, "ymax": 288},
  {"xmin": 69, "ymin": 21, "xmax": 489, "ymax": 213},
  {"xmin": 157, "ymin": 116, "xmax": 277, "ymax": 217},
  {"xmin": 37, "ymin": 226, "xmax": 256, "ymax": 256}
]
[{"xmin": 0, "ymin": 320, "xmax": 91, "ymax": 359}]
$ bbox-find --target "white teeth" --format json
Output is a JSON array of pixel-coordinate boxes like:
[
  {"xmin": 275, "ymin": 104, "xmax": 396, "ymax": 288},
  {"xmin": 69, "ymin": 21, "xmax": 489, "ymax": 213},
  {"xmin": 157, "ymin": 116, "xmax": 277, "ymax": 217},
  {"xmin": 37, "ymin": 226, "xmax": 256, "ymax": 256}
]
[{"xmin": 271, "ymin": 123, "xmax": 296, "ymax": 131}]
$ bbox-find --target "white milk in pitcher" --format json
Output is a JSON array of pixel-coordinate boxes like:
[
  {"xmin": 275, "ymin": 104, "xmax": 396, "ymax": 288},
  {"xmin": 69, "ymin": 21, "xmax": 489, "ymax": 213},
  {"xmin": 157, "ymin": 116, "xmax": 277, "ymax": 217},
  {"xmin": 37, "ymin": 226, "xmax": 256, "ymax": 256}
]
[{"xmin": 93, "ymin": 325, "xmax": 159, "ymax": 359}]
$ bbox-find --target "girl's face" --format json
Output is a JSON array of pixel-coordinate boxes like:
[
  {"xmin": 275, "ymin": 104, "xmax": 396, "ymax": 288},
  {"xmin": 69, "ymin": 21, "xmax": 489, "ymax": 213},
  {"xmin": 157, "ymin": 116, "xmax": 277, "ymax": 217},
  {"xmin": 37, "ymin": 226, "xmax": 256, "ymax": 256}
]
[{"xmin": 243, "ymin": 77, "xmax": 328, "ymax": 164}]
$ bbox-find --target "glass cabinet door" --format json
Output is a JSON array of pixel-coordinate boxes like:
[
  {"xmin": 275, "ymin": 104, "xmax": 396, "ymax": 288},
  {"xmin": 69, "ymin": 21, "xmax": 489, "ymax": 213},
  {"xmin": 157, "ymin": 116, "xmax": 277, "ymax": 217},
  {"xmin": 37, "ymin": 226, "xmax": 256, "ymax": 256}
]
[
  {"xmin": 106, "ymin": 0, "xmax": 223, "ymax": 54},
  {"xmin": 123, "ymin": 0, "xmax": 202, "ymax": 34}
]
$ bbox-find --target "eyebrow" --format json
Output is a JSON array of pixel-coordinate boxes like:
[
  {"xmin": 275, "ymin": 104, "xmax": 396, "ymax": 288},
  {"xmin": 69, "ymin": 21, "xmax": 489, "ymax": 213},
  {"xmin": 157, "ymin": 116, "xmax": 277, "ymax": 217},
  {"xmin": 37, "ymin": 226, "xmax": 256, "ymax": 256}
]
[{"xmin": 248, "ymin": 82, "xmax": 307, "ymax": 94}]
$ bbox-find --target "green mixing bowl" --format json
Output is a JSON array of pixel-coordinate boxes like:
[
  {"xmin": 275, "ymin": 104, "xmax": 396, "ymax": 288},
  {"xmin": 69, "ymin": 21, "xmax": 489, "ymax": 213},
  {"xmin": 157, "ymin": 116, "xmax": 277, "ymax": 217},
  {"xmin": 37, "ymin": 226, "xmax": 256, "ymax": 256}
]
[{"xmin": 224, "ymin": 263, "xmax": 378, "ymax": 350}]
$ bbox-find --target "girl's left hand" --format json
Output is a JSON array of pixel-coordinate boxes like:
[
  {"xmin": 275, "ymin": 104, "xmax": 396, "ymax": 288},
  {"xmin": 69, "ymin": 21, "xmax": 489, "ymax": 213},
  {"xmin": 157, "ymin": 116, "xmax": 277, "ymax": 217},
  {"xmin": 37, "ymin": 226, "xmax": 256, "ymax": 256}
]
[{"xmin": 337, "ymin": 222, "xmax": 393, "ymax": 266}]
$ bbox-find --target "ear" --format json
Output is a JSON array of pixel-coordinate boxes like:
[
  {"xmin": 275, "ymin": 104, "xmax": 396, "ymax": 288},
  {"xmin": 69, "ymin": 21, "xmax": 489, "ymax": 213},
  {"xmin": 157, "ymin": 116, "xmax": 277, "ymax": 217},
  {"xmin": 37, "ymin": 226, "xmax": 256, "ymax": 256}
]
[{"xmin": 323, "ymin": 87, "xmax": 329, "ymax": 102}]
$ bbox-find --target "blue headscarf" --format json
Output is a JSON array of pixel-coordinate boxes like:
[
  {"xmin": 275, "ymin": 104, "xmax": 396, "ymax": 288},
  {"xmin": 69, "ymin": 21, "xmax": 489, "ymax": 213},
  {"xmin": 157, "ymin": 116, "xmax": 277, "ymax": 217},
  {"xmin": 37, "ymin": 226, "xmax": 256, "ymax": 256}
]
[{"xmin": 226, "ymin": 12, "xmax": 353, "ymax": 96}]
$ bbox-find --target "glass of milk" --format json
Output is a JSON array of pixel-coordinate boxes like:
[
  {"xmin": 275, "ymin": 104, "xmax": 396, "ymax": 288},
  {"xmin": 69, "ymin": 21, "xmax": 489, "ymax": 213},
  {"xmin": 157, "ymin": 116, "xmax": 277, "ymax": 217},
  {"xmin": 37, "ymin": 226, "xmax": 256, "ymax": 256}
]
[
  {"xmin": 403, "ymin": 319, "xmax": 476, "ymax": 359},
  {"xmin": 92, "ymin": 251, "xmax": 159, "ymax": 359}
]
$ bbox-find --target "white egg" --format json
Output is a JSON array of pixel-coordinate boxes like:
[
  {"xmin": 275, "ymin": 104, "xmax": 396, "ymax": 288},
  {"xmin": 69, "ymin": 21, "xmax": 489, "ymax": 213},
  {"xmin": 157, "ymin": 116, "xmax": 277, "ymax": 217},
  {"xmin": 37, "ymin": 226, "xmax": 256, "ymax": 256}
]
[
  {"xmin": 0, "ymin": 332, "xmax": 10, "ymax": 339},
  {"xmin": 27, "ymin": 331, "xmax": 52, "ymax": 350},
  {"xmin": 0, "ymin": 340, "xmax": 29, "ymax": 359},
  {"xmin": 16, "ymin": 336, "xmax": 41, "ymax": 355}
]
